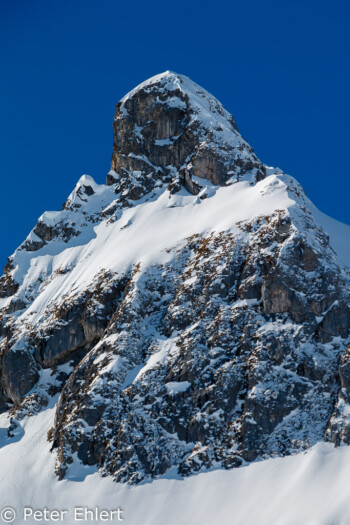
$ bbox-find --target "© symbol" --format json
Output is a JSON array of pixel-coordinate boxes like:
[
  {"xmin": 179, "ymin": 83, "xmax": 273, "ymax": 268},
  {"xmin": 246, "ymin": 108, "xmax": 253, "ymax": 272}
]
[{"xmin": 1, "ymin": 507, "xmax": 16, "ymax": 523}]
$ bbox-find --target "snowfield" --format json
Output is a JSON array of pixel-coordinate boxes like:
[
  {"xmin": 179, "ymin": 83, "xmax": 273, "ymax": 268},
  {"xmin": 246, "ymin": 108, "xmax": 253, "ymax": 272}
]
[{"xmin": 1, "ymin": 406, "xmax": 350, "ymax": 524}]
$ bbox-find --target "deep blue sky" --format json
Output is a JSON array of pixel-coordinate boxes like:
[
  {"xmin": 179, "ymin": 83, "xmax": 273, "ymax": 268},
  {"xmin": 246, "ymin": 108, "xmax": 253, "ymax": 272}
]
[{"xmin": 1, "ymin": 0, "xmax": 349, "ymax": 269}]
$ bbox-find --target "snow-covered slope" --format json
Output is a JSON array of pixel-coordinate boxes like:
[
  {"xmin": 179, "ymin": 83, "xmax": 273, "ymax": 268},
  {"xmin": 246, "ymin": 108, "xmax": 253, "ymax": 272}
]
[
  {"xmin": 0, "ymin": 71, "xmax": 350, "ymax": 522},
  {"xmin": 7, "ymin": 174, "xmax": 294, "ymax": 317},
  {"xmin": 2, "ymin": 406, "xmax": 350, "ymax": 525}
]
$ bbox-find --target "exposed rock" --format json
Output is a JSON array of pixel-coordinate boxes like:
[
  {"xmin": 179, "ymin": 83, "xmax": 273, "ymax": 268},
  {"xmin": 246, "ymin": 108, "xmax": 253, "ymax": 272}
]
[
  {"xmin": 0, "ymin": 260, "xmax": 19, "ymax": 299},
  {"xmin": 34, "ymin": 272, "xmax": 128, "ymax": 368},
  {"xmin": 1, "ymin": 349, "xmax": 40, "ymax": 403},
  {"xmin": 109, "ymin": 71, "xmax": 265, "ymax": 202}
]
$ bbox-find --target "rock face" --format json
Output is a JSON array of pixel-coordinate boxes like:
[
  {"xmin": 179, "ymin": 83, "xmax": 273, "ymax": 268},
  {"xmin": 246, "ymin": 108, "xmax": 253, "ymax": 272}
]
[
  {"xmin": 0, "ymin": 71, "xmax": 349, "ymax": 484},
  {"xmin": 109, "ymin": 72, "xmax": 265, "ymax": 200}
]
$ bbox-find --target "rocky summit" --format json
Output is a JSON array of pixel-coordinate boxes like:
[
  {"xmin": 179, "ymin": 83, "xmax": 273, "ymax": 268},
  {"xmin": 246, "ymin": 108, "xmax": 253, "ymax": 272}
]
[{"xmin": 0, "ymin": 71, "xmax": 350, "ymax": 484}]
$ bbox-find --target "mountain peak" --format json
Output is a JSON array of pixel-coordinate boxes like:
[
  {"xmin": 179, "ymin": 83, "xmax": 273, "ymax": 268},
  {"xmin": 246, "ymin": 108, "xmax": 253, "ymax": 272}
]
[
  {"xmin": 120, "ymin": 70, "xmax": 222, "ymax": 105},
  {"xmin": 109, "ymin": 72, "xmax": 265, "ymax": 198},
  {"xmin": 2, "ymin": 71, "xmax": 350, "ymax": 495},
  {"xmin": 120, "ymin": 70, "xmax": 186, "ymax": 100}
]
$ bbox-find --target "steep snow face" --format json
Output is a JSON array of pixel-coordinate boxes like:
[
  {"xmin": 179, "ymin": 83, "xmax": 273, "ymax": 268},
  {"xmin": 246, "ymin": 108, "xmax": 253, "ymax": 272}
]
[
  {"xmin": 0, "ymin": 72, "xmax": 349, "ymax": 487},
  {"xmin": 9, "ymin": 175, "xmax": 293, "ymax": 308}
]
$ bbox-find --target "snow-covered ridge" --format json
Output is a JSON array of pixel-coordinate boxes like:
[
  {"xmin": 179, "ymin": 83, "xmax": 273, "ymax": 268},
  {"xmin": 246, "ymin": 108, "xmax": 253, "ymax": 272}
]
[
  {"xmin": 6, "ymin": 170, "xmax": 345, "ymax": 320},
  {"xmin": 8, "ymin": 170, "xmax": 350, "ymax": 309}
]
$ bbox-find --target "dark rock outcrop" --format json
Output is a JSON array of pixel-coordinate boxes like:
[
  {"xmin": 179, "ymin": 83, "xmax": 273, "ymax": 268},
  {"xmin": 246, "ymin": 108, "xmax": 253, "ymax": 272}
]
[
  {"xmin": 1, "ymin": 349, "xmax": 40, "ymax": 403},
  {"xmin": 109, "ymin": 71, "xmax": 265, "ymax": 203}
]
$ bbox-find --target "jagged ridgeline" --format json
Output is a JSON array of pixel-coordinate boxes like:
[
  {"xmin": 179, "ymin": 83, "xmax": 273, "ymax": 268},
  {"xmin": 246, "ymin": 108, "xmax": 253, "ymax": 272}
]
[{"xmin": 0, "ymin": 71, "xmax": 349, "ymax": 484}]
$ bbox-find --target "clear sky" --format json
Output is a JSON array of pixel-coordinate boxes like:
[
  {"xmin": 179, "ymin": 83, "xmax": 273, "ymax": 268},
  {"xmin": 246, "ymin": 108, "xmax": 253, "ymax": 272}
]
[{"xmin": 0, "ymin": 0, "xmax": 349, "ymax": 269}]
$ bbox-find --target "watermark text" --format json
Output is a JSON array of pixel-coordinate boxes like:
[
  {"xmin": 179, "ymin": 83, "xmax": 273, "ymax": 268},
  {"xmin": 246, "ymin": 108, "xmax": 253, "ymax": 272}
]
[{"xmin": 1, "ymin": 506, "xmax": 124, "ymax": 523}]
